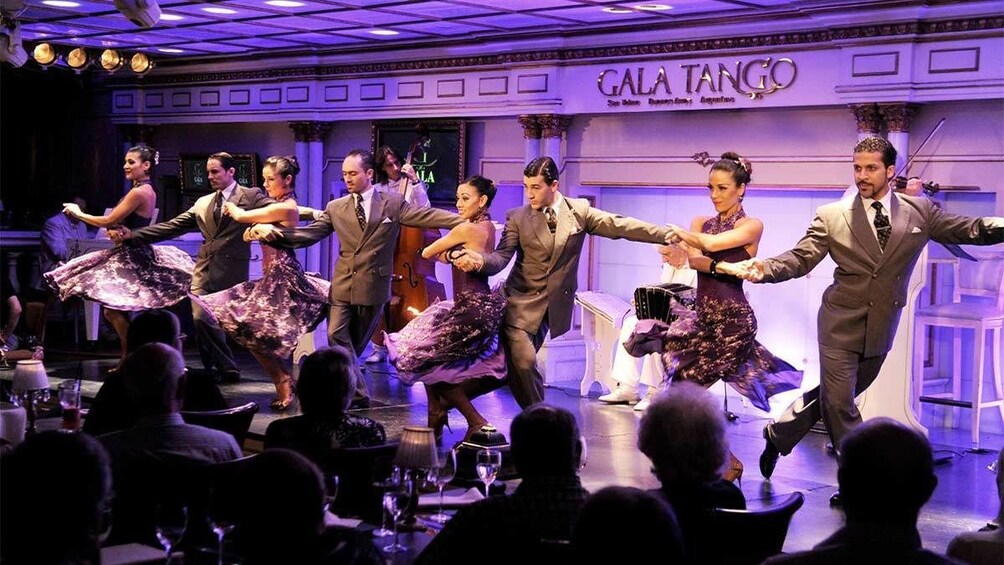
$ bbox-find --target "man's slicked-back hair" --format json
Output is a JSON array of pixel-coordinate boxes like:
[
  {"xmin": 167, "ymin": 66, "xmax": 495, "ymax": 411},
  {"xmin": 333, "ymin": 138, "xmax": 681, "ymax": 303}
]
[{"xmin": 523, "ymin": 156, "xmax": 560, "ymax": 185}]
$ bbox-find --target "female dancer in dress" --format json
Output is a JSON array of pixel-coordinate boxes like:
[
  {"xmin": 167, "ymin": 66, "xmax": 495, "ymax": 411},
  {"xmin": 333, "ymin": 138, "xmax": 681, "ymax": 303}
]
[
  {"xmin": 641, "ymin": 152, "xmax": 803, "ymax": 482},
  {"xmin": 46, "ymin": 145, "xmax": 193, "ymax": 370},
  {"xmin": 384, "ymin": 175, "xmax": 507, "ymax": 443},
  {"xmin": 192, "ymin": 155, "xmax": 330, "ymax": 410}
]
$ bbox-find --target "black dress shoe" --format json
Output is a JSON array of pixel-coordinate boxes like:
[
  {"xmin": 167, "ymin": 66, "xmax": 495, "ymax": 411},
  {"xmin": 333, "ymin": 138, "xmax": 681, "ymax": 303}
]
[
  {"xmin": 349, "ymin": 397, "xmax": 371, "ymax": 409},
  {"xmin": 829, "ymin": 490, "xmax": 842, "ymax": 507},
  {"xmin": 759, "ymin": 427, "xmax": 781, "ymax": 479},
  {"xmin": 218, "ymin": 370, "xmax": 241, "ymax": 384}
]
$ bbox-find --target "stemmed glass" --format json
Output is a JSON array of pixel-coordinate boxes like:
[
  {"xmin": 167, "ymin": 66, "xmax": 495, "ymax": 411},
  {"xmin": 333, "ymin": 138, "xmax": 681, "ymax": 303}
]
[
  {"xmin": 208, "ymin": 490, "xmax": 236, "ymax": 565},
  {"xmin": 373, "ymin": 466, "xmax": 402, "ymax": 538},
  {"xmin": 476, "ymin": 449, "xmax": 501, "ymax": 497},
  {"xmin": 154, "ymin": 503, "xmax": 188, "ymax": 565},
  {"xmin": 427, "ymin": 448, "xmax": 457, "ymax": 523},
  {"xmin": 381, "ymin": 487, "xmax": 411, "ymax": 554},
  {"xmin": 323, "ymin": 474, "xmax": 340, "ymax": 515},
  {"xmin": 579, "ymin": 435, "xmax": 588, "ymax": 470}
]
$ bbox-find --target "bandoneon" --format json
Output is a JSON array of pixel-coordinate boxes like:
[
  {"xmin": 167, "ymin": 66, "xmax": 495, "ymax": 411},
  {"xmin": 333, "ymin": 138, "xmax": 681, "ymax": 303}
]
[{"xmin": 633, "ymin": 283, "xmax": 696, "ymax": 324}]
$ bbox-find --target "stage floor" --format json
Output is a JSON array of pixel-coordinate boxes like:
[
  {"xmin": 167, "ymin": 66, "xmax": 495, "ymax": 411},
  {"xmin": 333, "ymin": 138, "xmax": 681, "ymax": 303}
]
[{"xmin": 26, "ymin": 343, "xmax": 1004, "ymax": 556}]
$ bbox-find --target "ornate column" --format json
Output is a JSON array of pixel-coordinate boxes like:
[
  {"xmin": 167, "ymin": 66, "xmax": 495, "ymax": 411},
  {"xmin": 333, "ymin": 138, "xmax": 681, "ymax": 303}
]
[
  {"xmin": 538, "ymin": 114, "xmax": 573, "ymax": 163},
  {"xmin": 848, "ymin": 103, "xmax": 882, "ymax": 141},
  {"xmin": 517, "ymin": 115, "xmax": 542, "ymax": 169},
  {"xmin": 289, "ymin": 121, "xmax": 334, "ymax": 273},
  {"xmin": 878, "ymin": 103, "xmax": 919, "ymax": 173}
]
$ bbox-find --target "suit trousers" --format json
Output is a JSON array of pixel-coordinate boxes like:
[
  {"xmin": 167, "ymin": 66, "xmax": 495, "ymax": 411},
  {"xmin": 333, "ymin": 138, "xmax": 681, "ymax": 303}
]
[
  {"xmin": 768, "ymin": 343, "xmax": 887, "ymax": 455},
  {"xmin": 502, "ymin": 320, "xmax": 549, "ymax": 409},
  {"xmin": 190, "ymin": 294, "xmax": 238, "ymax": 373},
  {"xmin": 327, "ymin": 300, "xmax": 384, "ymax": 401}
]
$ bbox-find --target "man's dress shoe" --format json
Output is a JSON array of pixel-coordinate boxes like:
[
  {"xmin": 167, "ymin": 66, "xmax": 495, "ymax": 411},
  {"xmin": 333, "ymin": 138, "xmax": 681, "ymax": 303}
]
[{"xmin": 759, "ymin": 427, "xmax": 781, "ymax": 479}]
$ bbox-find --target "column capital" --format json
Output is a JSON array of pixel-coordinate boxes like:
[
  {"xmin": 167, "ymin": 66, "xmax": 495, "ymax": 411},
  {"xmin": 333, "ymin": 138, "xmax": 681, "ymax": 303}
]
[
  {"xmin": 538, "ymin": 114, "xmax": 573, "ymax": 139},
  {"xmin": 877, "ymin": 103, "xmax": 920, "ymax": 133},
  {"xmin": 289, "ymin": 121, "xmax": 334, "ymax": 142},
  {"xmin": 517, "ymin": 115, "xmax": 542, "ymax": 139},
  {"xmin": 848, "ymin": 103, "xmax": 882, "ymax": 135},
  {"xmin": 119, "ymin": 124, "xmax": 156, "ymax": 146}
]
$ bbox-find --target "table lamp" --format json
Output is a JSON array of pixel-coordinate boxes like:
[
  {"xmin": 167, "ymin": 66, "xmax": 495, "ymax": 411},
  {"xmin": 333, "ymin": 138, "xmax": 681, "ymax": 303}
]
[
  {"xmin": 394, "ymin": 426, "xmax": 439, "ymax": 527},
  {"xmin": 12, "ymin": 360, "xmax": 50, "ymax": 435}
]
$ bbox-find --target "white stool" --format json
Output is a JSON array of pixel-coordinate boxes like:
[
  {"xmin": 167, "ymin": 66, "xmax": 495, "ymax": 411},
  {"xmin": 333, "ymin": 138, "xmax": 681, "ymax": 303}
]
[{"xmin": 914, "ymin": 248, "xmax": 1004, "ymax": 450}]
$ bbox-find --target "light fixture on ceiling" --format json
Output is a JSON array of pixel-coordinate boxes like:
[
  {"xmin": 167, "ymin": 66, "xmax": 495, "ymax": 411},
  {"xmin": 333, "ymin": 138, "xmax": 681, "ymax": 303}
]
[
  {"xmin": 31, "ymin": 42, "xmax": 58, "ymax": 66},
  {"xmin": 0, "ymin": 14, "xmax": 27, "ymax": 68},
  {"xmin": 66, "ymin": 46, "xmax": 90, "ymax": 70},
  {"xmin": 203, "ymin": 7, "xmax": 237, "ymax": 15},
  {"xmin": 369, "ymin": 29, "xmax": 399, "ymax": 36},
  {"xmin": 129, "ymin": 51, "xmax": 153, "ymax": 74},
  {"xmin": 602, "ymin": 7, "xmax": 634, "ymax": 14},
  {"xmin": 634, "ymin": 3, "xmax": 672, "ymax": 10},
  {"xmin": 100, "ymin": 48, "xmax": 125, "ymax": 71},
  {"xmin": 266, "ymin": 0, "xmax": 305, "ymax": 6},
  {"xmin": 114, "ymin": 0, "xmax": 161, "ymax": 28}
]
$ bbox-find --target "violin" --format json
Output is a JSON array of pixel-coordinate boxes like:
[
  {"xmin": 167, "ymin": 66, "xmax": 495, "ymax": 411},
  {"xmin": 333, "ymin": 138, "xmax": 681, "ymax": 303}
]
[{"xmin": 892, "ymin": 176, "xmax": 940, "ymax": 197}]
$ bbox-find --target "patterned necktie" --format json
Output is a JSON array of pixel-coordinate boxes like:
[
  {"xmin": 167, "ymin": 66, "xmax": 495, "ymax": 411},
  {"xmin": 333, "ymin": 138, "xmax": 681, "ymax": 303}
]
[
  {"xmin": 354, "ymin": 193, "xmax": 367, "ymax": 231},
  {"xmin": 213, "ymin": 191, "xmax": 224, "ymax": 224},
  {"xmin": 872, "ymin": 201, "xmax": 891, "ymax": 251},
  {"xmin": 545, "ymin": 207, "xmax": 557, "ymax": 234}
]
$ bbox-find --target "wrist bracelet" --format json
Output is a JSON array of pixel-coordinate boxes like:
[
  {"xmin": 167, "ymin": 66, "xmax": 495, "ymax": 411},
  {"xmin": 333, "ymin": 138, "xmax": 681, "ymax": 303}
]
[{"xmin": 709, "ymin": 259, "xmax": 719, "ymax": 275}]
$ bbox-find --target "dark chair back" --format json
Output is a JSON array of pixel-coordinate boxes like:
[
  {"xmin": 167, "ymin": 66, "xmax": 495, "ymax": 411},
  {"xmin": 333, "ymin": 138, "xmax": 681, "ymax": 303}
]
[
  {"xmin": 181, "ymin": 401, "xmax": 259, "ymax": 447},
  {"xmin": 695, "ymin": 491, "xmax": 804, "ymax": 565},
  {"xmin": 317, "ymin": 442, "xmax": 400, "ymax": 523}
]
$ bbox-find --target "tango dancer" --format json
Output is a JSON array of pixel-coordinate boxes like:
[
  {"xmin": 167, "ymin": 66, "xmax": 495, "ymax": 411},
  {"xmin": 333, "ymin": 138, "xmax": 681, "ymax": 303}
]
[
  {"xmin": 46, "ymin": 145, "xmax": 193, "ymax": 371},
  {"xmin": 246, "ymin": 149, "xmax": 462, "ymax": 408},
  {"xmin": 111, "ymin": 152, "xmax": 272, "ymax": 382},
  {"xmin": 453, "ymin": 156, "xmax": 674, "ymax": 408},
  {"xmin": 629, "ymin": 152, "xmax": 803, "ymax": 483},
  {"xmin": 384, "ymin": 175, "xmax": 507, "ymax": 442},
  {"xmin": 740, "ymin": 137, "xmax": 1004, "ymax": 502},
  {"xmin": 192, "ymin": 156, "xmax": 330, "ymax": 410}
]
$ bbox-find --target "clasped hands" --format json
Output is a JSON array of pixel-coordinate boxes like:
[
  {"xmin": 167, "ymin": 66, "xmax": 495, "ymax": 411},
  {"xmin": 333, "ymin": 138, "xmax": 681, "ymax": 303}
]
[
  {"xmin": 449, "ymin": 249, "xmax": 484, "ymax": 272},
  {"xmin": 723, "ymin": 259, "xmax": 766, "ymax": 282},
  {"xmin": 244, "ymin": 223, "xmax": 283, "ymax": 243}
]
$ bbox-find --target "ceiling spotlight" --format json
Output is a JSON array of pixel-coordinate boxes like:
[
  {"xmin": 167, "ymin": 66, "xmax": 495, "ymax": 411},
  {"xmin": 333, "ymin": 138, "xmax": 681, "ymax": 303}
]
[
  {"xmin": 100, "ymin": 48, "xmax": 125, "ymax": 71},
  {"xmin": 602, "ymin": 7, "xmax": 634, "ymax": 14},
  {"xmin": 129, "ymin": 51, "xmax": 153, "ymax": 74},
  {"xmin": 66, "ymin": 46, "xmax": 90, "ymax": 70},
  {"xmin": 32, "ymin": 42, "xmax": 58, "ymax": 66},
  {"xmin": 0, "ymin": 18, "xmax": 28, "ymax": 68},
  {"xmin": 369, "ymin": 29, "xmax": 399, "ymax": 36},
  {"xmin": 634, "ymin": 3, "xmax": 672, "ymax": 10},
  {"xmin": 114, "ymin": 0, "xmax": 162, "ymax": 28}
]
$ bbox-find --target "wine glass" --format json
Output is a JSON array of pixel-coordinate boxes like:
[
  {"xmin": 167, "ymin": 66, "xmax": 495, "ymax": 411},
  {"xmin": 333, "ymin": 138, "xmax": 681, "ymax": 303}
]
[
  {"xmin": 381, "ymin": 488, "xmax": 411, "ymax": 553},
  {"xmin": 323, "ymin": 474, "xmax": 340, "ymax": 515},
  {"xmin": 207, "ymin": 490, "xmax": 235, "ymax": 565},
  {"xmin": 578, "ymin": 435, "xmax": 588, "ymax": 470},
  {"xmin": 373, "ymin": 466, "xmax": 402, "ymax": 538},
  {"xmin": 427, "ymin": 448, "xmax": 457, "ymax": 523},
  {"xmin": 476, "ymin": 449, "xmax": 501, "ymax": 497},
  {"xmin": 154, "ymin": 503, "xmax": 188, "ymax": 565}
]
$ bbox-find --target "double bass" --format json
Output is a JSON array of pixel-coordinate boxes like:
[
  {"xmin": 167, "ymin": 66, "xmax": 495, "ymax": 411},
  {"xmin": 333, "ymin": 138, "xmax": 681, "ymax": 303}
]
[{"xmin": 386, "ymin": 130, "xmax": 447, "ymax": 332}]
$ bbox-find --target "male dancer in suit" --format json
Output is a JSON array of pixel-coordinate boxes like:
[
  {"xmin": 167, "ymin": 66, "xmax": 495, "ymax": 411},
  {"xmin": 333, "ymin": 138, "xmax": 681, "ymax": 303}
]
[
  {"xmin": 740, "ymin": 137, "xmax": 1003, "ymax": 501},
  {"xmin": 454, "ymin": 156, "xmax": 673, "ymax": 408},
  {"xmin": 111, "ymin": 152, "xmax": 272, "ymax": 382},
  {"xmin": 247, "ymin": 149, "xmax": 463, "ymax": 407}
]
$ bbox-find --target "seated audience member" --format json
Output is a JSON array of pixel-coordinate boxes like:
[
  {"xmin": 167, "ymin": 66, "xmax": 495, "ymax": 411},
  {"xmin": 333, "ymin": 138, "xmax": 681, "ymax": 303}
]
[
  {"xmin": 83, "ymin": 309, "xmax": 226, "ymax": 436},
  {"xmin": 415, "ymin": 404, "xmax": 589, "ymax": 565},
  {"xmin": 0, "ymin": 431, "xmax": 113, "ymax": 565},
  {"xmin": 763, "ymin": 417, "xmax": 958, "ymax": 564},
  {"xmin": 230, "ymin": 448, "xmax": 382, "ymax": 565},
  {"xmin": 637, "ymin": 381, "xmax": 745, "ymax": 562},
  {"xmin": 264, "ymin": 346, "xmax": 386, "ymax": 460},
  {"xmin": 573, "ymin": 485, "xmax": 684, "ymax": 563},
  {"xmin": 99, "ymin": 343, "xmax": 242, "ymax": 545},
  {"xmin": 0, "ymin": 287, "xmax": 44, "ymax": 363},
  {"xmin": 947, "ymin": 449, "xmax": 1004, "ymax": 565}
]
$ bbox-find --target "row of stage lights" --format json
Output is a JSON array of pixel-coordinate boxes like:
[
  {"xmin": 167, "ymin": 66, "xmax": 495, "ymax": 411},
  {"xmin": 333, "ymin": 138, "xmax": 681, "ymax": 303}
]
[{"xmin": 30, "ymin": 42, "xmax": 153, "ymax": 74}]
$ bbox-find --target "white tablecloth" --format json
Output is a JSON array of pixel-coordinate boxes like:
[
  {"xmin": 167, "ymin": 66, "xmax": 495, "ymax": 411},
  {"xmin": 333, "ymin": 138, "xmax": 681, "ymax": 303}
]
[{"xmin": 0, "ymin": 402, "xmax": 27, "ymax": 446}]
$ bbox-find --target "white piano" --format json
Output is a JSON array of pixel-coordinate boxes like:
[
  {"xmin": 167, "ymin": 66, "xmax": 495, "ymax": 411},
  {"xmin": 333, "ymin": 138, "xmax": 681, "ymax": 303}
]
[
  {"xmin": 575, "ymin": 290, "xmax": 633, "ymax": 397},
  {"xmin": 67, "ymin": 234, "xmax": 264, "ymax": 341}
]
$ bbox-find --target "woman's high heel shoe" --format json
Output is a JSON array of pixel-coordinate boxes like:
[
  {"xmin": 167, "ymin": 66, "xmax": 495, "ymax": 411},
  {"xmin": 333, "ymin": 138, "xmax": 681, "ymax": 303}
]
[
  {"xmin": 270, "ymin": 378, "xmax": 295, "ymax": 411},
  {"xmin": 429, "ymin": 409, "xmax": 452, "ymax": 445},
  {"xmin": 724, "ymin": 451, "xmax": 744, "ymax": 487}
]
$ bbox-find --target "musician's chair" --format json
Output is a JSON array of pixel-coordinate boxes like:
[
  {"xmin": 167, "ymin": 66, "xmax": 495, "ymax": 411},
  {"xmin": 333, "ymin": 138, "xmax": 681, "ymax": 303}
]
[{"xmin": 914, "ymin": 248, "xmax": 1004, "ymax": 450}]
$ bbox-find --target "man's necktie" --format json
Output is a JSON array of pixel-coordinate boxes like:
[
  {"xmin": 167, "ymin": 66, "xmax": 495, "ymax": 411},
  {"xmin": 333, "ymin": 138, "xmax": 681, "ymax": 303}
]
[
  {"xmin": 872, "ymin": 201, "xmax": 891, "ymax": 251},
  {"xmin": 545, "ymin": 207, "xmax": 557, "ymax": 234},
  {"xmin": 212, "ymin": 191, "xmax": 224, "ymax": 224},
  {"xmin": 355, "ymin": 194, "xmax": 367, "ymax": 231}
]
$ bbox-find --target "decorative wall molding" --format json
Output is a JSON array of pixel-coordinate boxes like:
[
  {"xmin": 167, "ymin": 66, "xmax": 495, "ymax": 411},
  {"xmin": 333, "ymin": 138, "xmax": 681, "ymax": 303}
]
[
  {"xmin": 289, "ymin": 121, "xmax": 333, "ymax": 143},
  {"xmin": 849, "ymin": 103, "xmax": 883, "ymax": 134},
  {"xmin": 878, "ymin": 103, "xmax": 920, "ymax": 133},
  {"xmin": 111, "ymin": 16, "xmax": 1004, "ymax": 88}
]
